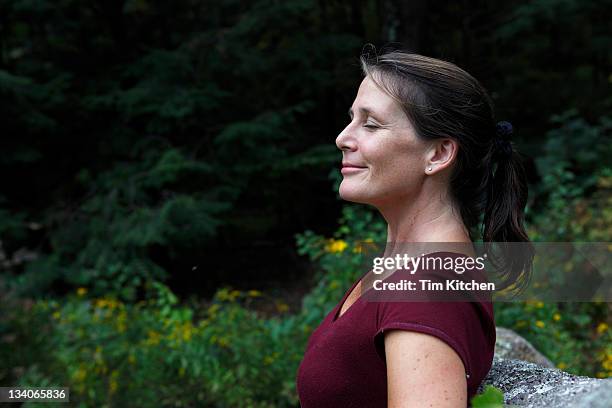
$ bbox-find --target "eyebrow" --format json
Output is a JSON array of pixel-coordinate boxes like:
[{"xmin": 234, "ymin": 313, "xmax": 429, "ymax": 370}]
[{"xmin": 348, "ymin": 106, "xmax": 380, "ymax": 119}]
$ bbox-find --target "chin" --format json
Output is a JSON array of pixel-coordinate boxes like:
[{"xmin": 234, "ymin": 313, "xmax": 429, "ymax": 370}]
[{"xmin": 338, "ymin": 182, "xmax": 374, "ymax": 205}]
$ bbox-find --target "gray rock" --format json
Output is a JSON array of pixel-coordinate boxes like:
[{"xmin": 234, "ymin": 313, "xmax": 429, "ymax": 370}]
[
  {"xmin": 479, "ymin": 357, "xmax": 612, "ymax": 407},
  {"xmin": 495, "ymin": 327, "xmax": 555, "ymax": 368}
]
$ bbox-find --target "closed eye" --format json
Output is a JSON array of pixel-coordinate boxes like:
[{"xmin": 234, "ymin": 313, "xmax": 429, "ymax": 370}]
[
  {"xmin": 347, "ymin": 110, "xmax": 382, "ymax": 130},
  {"xmin": 363, "ymin": 122, "xmax": 381, "ymax": 130}
]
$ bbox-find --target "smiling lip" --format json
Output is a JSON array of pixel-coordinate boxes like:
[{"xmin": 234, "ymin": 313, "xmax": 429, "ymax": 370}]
[{"xmin": 341, "ymin": 162, "xmax": 367, "ymax": 174}]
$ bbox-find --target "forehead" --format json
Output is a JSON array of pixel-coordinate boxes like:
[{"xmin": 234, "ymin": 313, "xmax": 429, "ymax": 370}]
[{"xmin": 350, "ymin": 76, "xmax": 405, "ymax": 119}]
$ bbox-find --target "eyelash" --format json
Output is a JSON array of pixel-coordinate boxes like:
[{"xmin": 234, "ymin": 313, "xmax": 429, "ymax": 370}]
[{"xmin": 348, "ymin": 116, "xmax": 380, "ymax": 130}]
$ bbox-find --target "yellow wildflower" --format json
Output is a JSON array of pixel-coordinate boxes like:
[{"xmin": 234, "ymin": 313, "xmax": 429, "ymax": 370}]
[
  {"xmin": 596, "ymin": 322, "xmax": 609, "ymax": 334},
  {"xmin": 76, "ymin": 287, "xmax": 87, "ymax": 297},
  {"xmin": 208, "ymin": 304, "xmax": 220, "ymax": 316},
  {"xmin": 72, "ymin": 367, "xmax": 87, "ymax": 382},
  {"xmin": 217, "ymin": 336, "xmax": 229, "ymax": 348},
  {"xmin": 182, "ymin": 323, "xmax": 193, "ymax": 342},
  {"xmin": 247, "ymin": 290, "xmax": 262, "ymax": 297},
  {"xmin": 536, "ymin": 301, "xmax": 544, "ymax": 308},
  {"xmin": 557, "ymin": 362, "xmax": 567, "ymax": 370},
  {"xmin": 325, "ymin": 239, "xmax": 348, "ymax": 253},
  {"xmin": 145, "ymin": 330, "xmax": 161, "ymax": 346},
  {"xmin": 358, "ymin": 238, "xmax": 379, "ymax": 253},
  {"xmin": 109, "ymin": 370, "xmax": 119, "ymax": 394},
  {"xmin": 116, "ymin": 310, "xmax": 127, "ymax": 333},
  {"xmin": 535, "ymin": 320, "xmax": 545, "ymax": 328},
  {"xmin": 216, "ymin": 288, "xmax": 242, "ymax": 302},
  {"xmin": 216, "ymin": 288, "xmax": 231, "ymax": 301},
  {"xmin": 603, "ymin": 357, "xmax": 612, "ymax": 371},
  {"xmin": 276, "ymin": 302, "xmax": 289, "ymax": 313},
  {"xmin": 553, "ymin": 313, "xmax": 561, "ymax": 322},
  {"xmin": 94, "ymin": 297, "xmax": 121, "ymax": 310}
]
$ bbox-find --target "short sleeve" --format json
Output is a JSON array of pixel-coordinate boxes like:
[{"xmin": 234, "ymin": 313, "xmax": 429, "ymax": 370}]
[{"xmin": 373, "ymin": 299, "xmax": 495, "ymax": 391}]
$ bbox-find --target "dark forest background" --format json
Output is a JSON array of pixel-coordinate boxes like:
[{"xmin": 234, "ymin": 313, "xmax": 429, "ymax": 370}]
[{"xmin": 1, "ymin": 1, "xmax": 610, "ymax": 406}]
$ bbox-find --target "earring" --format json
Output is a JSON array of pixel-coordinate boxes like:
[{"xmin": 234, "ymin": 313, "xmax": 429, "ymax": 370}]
[{"xmin": 427, "ymin": 166, "xmax": 432, "ymax": 172}]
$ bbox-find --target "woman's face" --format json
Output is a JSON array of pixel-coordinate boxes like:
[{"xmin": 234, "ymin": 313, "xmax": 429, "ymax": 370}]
[{"xmin": 336, "ymin": 75, "xmax": 430, "ymax": 208}]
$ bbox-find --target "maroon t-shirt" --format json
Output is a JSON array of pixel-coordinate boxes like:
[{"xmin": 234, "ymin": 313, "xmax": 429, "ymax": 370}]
[{"xmin": 296, "ymin": 252, "xmax": 496, "ymax": 407}]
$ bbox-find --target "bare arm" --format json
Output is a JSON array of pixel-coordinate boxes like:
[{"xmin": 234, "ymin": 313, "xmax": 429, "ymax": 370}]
[{"xmin": 385, "ymin": 330, "xmax": 467, "ymax": 407}]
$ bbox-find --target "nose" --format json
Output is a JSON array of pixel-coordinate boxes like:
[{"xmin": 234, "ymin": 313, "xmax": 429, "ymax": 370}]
[{"xmin": 336, "ymin": 124, "xmax": 357, "ymax": 152}]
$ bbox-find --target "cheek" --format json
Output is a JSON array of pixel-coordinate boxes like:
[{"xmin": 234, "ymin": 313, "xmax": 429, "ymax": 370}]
[{"xmin": 365, "ymin": 137, "xmax": 426, "ymax": 184}]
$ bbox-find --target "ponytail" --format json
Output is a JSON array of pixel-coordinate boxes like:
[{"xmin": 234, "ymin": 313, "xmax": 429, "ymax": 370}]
[{"xmin": 483, "ymin": 122, "xmax": 534, "ymax": 292}]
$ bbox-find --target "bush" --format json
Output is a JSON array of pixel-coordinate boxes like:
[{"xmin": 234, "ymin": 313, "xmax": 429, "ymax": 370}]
[{"xmin": 3, "ymin": 282, "xmax": 305, "ymax": 407}]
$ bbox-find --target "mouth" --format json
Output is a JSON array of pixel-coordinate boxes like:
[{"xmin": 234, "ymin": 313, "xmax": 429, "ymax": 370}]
[{"xmin": 341, "ymin": 163, "xmax": 367, "ymax": 174}]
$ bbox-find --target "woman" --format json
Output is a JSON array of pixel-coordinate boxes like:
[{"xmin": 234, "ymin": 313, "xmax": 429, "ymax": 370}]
[{"xmin": 296, "ymin": 50, "xmax": 533, "ymax": 407}]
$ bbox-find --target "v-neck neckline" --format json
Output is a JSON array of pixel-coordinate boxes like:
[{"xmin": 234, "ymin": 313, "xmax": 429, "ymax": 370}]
[
  {"xmin": 330, "ymin": 251, "xmax": 476, "ymax": 324},
  {"xmin": 332, "ymin": 270, "xmax": 370, "ymax": 323}
]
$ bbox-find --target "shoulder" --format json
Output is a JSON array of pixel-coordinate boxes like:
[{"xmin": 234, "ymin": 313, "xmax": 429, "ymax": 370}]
[
  {"xmin": 384, "ymin": 328, "xmax": 468, "ymax": 407},
  {"xmin": 374, "ymin": 300, "xmax": 494, "ymax": 369},
  {"xmin": 373, "ymin": 299, "xmax": 495, "ymax": 403}
]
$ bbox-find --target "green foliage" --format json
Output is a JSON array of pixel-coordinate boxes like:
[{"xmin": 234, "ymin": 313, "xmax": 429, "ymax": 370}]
[
  {"xmin": 495, "ymin": 301, "xmax": 611, "ymax": 377},
  {"xmin": 471, "ymin": 385, "xmax": 505, "ymax": 408},
  {"xmin": 490, "ymin": 0, "xmax": 612, "ymax": 129},
  {"xmin": 10, "ymin": 146, "xmax": 233, "ymax": 300},
  {"xmin": 2, "ymin": 284, "xmax": 305, "ymax": 407},
  {"xmin": 1, "ymin": 0, "xmax": 361, "ymax": 299},
  {"xmin": 296, "ymin": 205, "xmax": 386, "ymax": 326},
  {"xmin": 0, "ymin": 196, "xmax": 28, "ymax": 243},
  {"xmin": 1, "ymin": 205, "xmax": 386, "ymax": 406},
  {"xmin": 528, "ymin": 112, "xmax": 611, "ymax": 241}
]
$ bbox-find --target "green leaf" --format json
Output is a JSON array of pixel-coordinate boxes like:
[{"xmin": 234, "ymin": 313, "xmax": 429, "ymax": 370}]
[{"xmin": 471, "ymin": 385, "xmax": 505, "ymax": 408}]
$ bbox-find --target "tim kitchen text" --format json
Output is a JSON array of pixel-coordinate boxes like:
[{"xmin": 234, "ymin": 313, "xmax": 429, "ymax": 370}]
[{"xmin": 373, "ymin": 279, "xmax": 495, "ymax": 291}]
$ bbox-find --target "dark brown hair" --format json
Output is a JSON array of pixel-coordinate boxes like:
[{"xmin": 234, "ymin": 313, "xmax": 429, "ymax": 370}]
[{"xmin": 360, "ymin": 48, "xmax": 533, "ymax": 291}]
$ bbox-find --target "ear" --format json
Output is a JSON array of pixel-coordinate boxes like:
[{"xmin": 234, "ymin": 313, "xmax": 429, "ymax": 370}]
[{"xmin": 425, "ymin": 138, "xmax": 458, "ymax": 174}]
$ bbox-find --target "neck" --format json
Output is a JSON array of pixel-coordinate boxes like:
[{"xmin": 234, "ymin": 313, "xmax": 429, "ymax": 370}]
[{"xmin": 377, "ymin": 187, "xmax": 471, "ymax": 257}]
